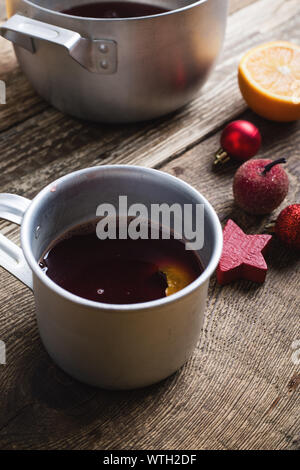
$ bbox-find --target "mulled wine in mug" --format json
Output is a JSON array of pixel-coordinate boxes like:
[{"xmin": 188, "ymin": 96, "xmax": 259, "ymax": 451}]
[{"xmin": 0, "ymin": 166, "xmax": 222, "ymax": 389}]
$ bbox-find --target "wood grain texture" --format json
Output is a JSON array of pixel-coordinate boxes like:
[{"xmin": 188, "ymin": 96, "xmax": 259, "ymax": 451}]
[
  {"xmin": 0, "ymin": 0, "xmax": 299, "ymax": 451},
  {"xmin": 0, "ymin": 0, "xmax": 299, "ymax": 196},
  {"xmin": 159, "ymin": 108, "xmax": 300, "ymax": 450}
]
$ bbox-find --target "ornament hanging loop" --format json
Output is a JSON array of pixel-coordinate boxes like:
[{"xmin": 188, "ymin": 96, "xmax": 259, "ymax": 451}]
[{"xmin": 214, "ymin": 149, "xmax": 230, "ymax": 166}]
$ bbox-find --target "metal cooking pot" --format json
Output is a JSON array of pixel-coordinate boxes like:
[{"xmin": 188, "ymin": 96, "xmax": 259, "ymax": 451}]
[{"xmin": 1, "ymin": 0, "xmax": 228, "ymax": 122}]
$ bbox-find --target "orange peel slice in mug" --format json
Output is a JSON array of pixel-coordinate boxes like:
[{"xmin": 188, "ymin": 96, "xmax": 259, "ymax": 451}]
[{"xmin": 160, "ymin": 266, "xmax": 195, "ymax": 297}]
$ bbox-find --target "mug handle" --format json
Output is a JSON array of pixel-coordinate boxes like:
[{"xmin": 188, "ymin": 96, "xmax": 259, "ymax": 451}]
[
  {"xmin": 0, "ymin": 194, "xmax": 33, "ymax": 289},
  {"xmin": 0, "ymin": 14, "xmax": 117, "ymax": 74}
]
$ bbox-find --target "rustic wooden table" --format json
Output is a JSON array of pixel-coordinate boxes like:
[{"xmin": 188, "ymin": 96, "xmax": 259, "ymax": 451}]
[{"xmin": 0, "ymin": 0, "xmax": 299, "ymax": 450}]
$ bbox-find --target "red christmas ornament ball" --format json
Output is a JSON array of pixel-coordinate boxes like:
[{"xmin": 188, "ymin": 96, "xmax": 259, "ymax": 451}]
[
  {"xmin": 275, "ymin": 204, "xmax": 300, "ymax": 250},
  {"xmin": 221, "ymin": 120, "xmax": 261, "ymax": 161}
]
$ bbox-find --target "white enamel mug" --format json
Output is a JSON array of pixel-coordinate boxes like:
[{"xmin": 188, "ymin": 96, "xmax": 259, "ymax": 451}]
[{"xmin": 0, "ymin": 166, "xmax": 222, "ymax": 389}]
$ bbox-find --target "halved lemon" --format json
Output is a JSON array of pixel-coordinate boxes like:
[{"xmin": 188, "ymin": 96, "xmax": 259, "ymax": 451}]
[{"xmin": 238, "ymin": 41, "xmax": 300, "ymax": 121}]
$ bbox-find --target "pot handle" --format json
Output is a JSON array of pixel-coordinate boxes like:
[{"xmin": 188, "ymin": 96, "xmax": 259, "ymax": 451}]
[
  {"xmin": 0, "ymin": 194, "xmax": 33, "ymax": 289},
  {"xmin": 0, "ymin": 14, "xmax": 117, "ymax": 74}
]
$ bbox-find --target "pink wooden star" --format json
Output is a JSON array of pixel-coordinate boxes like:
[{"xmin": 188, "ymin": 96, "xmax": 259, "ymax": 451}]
[{"xmin": 217, "ymin": 219, "xmax": 272, "ymax": 285}]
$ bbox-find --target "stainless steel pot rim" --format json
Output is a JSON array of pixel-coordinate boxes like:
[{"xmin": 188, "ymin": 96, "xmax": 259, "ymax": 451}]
[
  {"xmin": 21, "ymin": 165, "xmax": 223, "ymax": 312},
  {"xmin": 23, "ymin": 0, "xmax": 209, "ymax": 21}
]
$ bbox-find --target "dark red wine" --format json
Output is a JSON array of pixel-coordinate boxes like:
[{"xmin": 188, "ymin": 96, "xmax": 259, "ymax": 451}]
[
  {"xmin": 39, "ymin": 221, "xmax": 203, "ymax": 304},
  {"xmin": 62, "ymin": 2, "xmax": 169, "ymax": 19}
]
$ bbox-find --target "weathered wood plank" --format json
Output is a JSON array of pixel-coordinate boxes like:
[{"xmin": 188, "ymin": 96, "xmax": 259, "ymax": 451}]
[
  {"xmin": 160, "ymin": 114, "xmax": 300, "ymax": 224},
  {"xmin": 0, "ymin": 0, "xmax": 299, "ymax": 451},
  {"xmin": 0, "ymin": 0, "xmax": 299, "ymax": 198},
  {"xmin": 0, "ymin": 121, "xmax": 299, "ymax": 450},
  {"xmin": 158, "ymin": 114, "xmax": 300, "ymax": 448}
]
